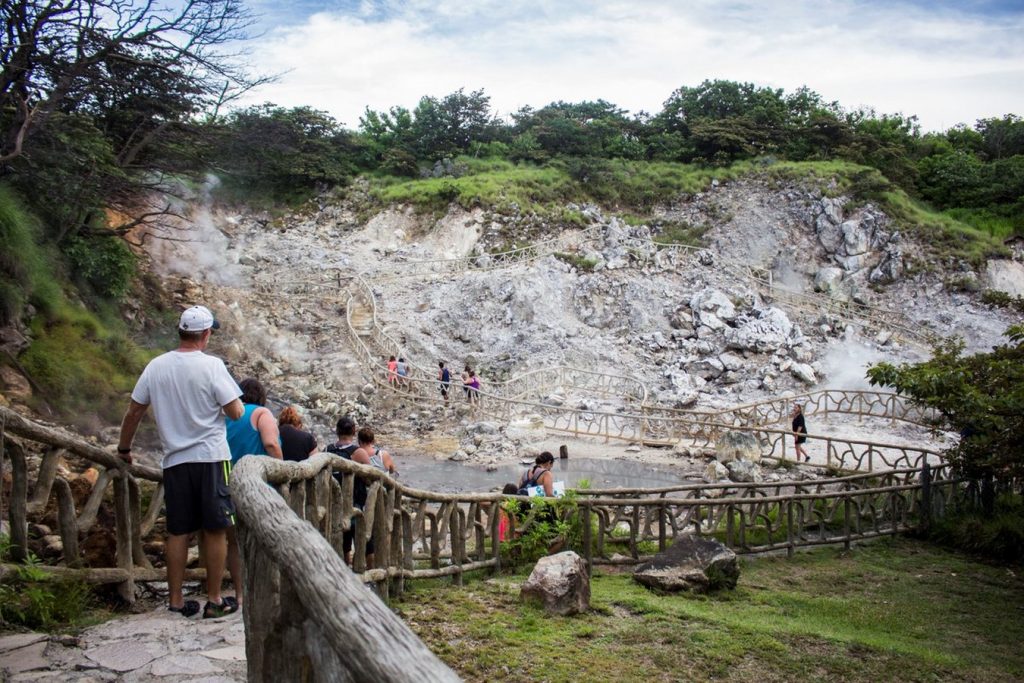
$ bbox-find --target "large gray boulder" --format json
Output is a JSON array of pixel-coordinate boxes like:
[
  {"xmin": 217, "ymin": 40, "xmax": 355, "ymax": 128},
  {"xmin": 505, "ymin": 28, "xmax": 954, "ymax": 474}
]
[
  {"xmin": 689, "ymin": 288, "xmax": 736, "ymax": 334},
  {"xmin": 726, "ymin": 459, "xmax": 763, "ymax": 483},
  {"xmin": 633, "ymin": 536, "xmax": 739, "ymax": 593},
  {"xmin": 714, "ymin": 430, "xmax": 761, "ymax": 463},
  {"xmin": 520, "ymin": 551, "xmax": 590, "ymax": 616},
  {"xmin": 724, "ymin": 307, "xmax": 794, "ymax": 352}
]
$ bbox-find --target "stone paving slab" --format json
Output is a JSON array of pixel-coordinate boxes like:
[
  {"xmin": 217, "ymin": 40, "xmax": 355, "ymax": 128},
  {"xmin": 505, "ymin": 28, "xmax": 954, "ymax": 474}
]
[{"xmin": 1, "ymin": 607, "xmax": 246, "ymax": 682}]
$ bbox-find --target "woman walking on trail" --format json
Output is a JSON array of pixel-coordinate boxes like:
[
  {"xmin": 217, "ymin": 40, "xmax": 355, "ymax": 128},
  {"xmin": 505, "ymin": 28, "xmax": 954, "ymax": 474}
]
[
  {"xmin": 387, "ymin": 356, "xmax": 398, "ymax": 386},
  {"xmin": 466, "ymin": 369, "xmax": 481, "ymax": 404},
  {"xmin": 438, "ymin": 361, "xmax": 451, "ymax": 402},
  {"xmin": 791, "ymin": 403, "xmax": 809, "ymax": 462},
  {"xmin": 462, "ymin": 366, "xmax": 472, "ymax": 401},
  {"xmin": 278, "ymin": 405, "xmax": 317, "ymax": 462}
]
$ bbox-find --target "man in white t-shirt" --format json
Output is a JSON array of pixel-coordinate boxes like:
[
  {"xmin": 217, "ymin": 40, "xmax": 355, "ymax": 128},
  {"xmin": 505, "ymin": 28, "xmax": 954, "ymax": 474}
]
[{"xmin": 117, "ymin": 305, "xmax": 243, "ymax": 619}]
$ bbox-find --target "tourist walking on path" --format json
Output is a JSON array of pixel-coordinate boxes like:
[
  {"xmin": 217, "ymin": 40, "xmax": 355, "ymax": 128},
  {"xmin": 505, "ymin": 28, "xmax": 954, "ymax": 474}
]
[
  {"xmin": 387, "ymin": 356, "xmax": 398, "ymax": 386},
  {"xmin": 117, "ymin": 305, "xmax": 242, "ymax": 619},
  {"xmin": 278, "ymin": 405, "xmax": 317, "ymax": 462},
  {"xmin": 225, "ymin": 378, "xmax": 283, "ymax": 464},
  {"xmin": 464, "ymin": 370, "xmax": 479, "ymax": 403},
  {"xmin": 791, "ymin": 403, "xmax": 809, "ymax": 462},
  {"xmin": 325, "ymin": 416, "xmax": 372, "ymax": 566},
  {"xmin": 461, "ymin": 366, "xmax": 472, "ymax": 401},
  {"xmin": 438, "ymin": 361, "xmax": 451, "ymax": 402},
  {"xmin": 396, "ymin": 357, "xmax": 409, "ymax": 388},
  {"xmin": 356, "ymin": 427, "xmax": 398, "ymax": 477}
]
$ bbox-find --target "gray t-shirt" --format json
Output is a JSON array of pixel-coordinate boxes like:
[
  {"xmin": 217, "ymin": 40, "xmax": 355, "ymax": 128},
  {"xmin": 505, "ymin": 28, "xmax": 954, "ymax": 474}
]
[{"xmin": 131, "ymin": 350, "xmax": 241, "ymax": 469}]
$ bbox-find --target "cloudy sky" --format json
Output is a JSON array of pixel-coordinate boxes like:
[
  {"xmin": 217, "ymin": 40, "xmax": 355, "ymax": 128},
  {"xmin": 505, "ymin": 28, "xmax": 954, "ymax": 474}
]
[{"xmin": 238, "ymin": 0, "xmax": 1024, "ymax": 132}]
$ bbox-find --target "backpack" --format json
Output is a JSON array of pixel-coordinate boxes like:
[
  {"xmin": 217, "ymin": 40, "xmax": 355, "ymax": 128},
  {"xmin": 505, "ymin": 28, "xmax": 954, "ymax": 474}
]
[
  {"xmin": 441, "ymin": 367, "xmax": 451, "ymax": 383},
  {"xmin": 326, "ymin": 442, "xmax": 367, "ymax": 507},
  {"xmin": 517, "ymin": 466, "xmax": 546, "ymax": 496}
]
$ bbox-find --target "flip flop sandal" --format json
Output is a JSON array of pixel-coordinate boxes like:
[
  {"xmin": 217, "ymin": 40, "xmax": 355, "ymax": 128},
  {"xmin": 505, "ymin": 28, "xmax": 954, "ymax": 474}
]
[
  {"xmin": 168, "ymin": 600, "xmax": 200, "ymax": 617},
  {"xmin": 203, "ymin": 595, "xmax": 239, "ymax": 619}
]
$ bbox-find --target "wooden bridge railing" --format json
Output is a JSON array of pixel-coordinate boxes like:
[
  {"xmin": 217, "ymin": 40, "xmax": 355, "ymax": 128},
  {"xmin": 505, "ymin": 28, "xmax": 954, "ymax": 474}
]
[
  {"xmin": 0, "ymin": 406, "xmax": 198, "ymax": 602},
  {"xmin": 231, "ymin": 454, "xmax": 459, "ymax": 682}
]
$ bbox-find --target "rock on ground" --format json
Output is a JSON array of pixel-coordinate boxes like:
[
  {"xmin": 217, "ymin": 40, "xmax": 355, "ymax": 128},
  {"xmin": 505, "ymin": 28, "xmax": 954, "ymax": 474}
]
[
  {"xmin": 520, "ymin": 551, "xmax": 591, "ymax": 616},
  {"xmin": 633, "ymin": 535, "xmax": 740, "ymax": 593}
]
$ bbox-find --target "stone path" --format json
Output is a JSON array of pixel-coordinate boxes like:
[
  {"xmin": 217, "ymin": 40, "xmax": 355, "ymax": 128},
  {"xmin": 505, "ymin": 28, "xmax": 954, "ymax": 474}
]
[{"xmin": 0, "ymin": 608, "xmax": 245, "ymax": 682}]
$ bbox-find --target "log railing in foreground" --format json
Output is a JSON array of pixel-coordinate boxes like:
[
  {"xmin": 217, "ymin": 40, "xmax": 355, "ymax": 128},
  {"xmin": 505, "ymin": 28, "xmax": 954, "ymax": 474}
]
[
  {"xmin": 231, "ymin": 454, "xmax": 459, "ymax": 683},
  {"xmin": 0, "ymin": 406, "xmax": 198, "ymax": 602}
]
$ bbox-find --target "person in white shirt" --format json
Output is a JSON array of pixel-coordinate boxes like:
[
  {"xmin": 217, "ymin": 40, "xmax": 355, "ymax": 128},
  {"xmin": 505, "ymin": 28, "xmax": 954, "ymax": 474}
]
[{"xmin": 117, "ymin": 305, "xmax": 243, "ymax": 619}]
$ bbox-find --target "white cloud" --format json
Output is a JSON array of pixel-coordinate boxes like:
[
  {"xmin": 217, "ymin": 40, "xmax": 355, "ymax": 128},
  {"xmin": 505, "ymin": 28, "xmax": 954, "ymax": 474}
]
[{"xmin": 239, "ymin": 1, "xmax": 1024, "ymax": 131}]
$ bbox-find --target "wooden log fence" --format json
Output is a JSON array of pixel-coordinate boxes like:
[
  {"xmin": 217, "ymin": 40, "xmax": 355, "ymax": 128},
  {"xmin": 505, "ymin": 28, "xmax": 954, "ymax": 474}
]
[{"xmin": 1, "ymin": 402, "xmax": 974, "ymax": 681}]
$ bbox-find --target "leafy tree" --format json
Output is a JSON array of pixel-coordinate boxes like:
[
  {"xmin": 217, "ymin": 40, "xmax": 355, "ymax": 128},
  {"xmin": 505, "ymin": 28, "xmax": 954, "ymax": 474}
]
[
  {"xmin": 867, "ymin": 325, "xmax": 1024, "ymax": 487},
  {"xmin": 976, "ymin": 115, "xmax": 1024, "ymax": 160},
  {"xmin": 212, "ymin": 104, "xmax": 358, "ymax": 199},
  {"xmin": 917, "ymin": 151, "xmax": 987, "ymax": 207},
  {"xmin": 0, "ymin": 0, "xmax": 265, "ymax": 247}
]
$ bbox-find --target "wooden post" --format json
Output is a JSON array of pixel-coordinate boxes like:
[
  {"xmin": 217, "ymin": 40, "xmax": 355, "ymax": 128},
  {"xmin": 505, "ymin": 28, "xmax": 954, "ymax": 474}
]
[
  {"xmin": 490, "ymin": 501, "xmax": 501, "ymax": 575},
  {"xmin": 786, "ymin": 499, "xmax": 795, "ymax": 558},
  {"xmin": 113, "ymin": 475, "xmax": 136, "ymax": 603},
  {"xmin": 127, "ymin": 477, "xmax": 152, "ymax": 569},
  {"xmin": 7, "ymin": 439, "xmax": 28, "ymax": 562},
  {"xmin": 658, "ymin": 502, "xmax": 667, "ymax": 552},
  {"xmin": 54, "ymin": 478, "xmax": 81, "ymax": 567},
  {"xmin": 843, "ymin": 496, "xmax": 852, "ymax": 551},
  {"xmin": 920, "ymin": 462, "xmax": 932, "ymax": 535},
  {"xmin": 582, "ymin": 503, "xmax": 592, "ymax": 576},
  {"xmin": 27, "ymin": 447, "xmax": 63, "ymax": 514},
  {"xmin": 726, "ymin": 503, "xmax": 735, "ymax": 548}
]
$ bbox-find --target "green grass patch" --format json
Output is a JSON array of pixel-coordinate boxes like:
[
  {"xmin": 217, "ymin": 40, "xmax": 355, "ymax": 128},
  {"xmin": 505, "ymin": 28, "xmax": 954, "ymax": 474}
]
[
  {"xmin": 943, "ymin": 207, "xmax": 1022, "ymax": 241},
  {"xmin": 18, "ymin": 304, "xmax": 155, "ymax": 421},
  {"xmin": 396, "ymin": 538, "xmax": 1024, "ymax": 682},
  {"xmin": 0, "ymin": 184, "xmax": 63, "ymax": 324},
  {"xmin": 553, "ymin": 252, "xmax": 599, "ymax": 272},
  {"xmin": 368, "ymin": 157, "xmax": 1008, "ymax": 268}
]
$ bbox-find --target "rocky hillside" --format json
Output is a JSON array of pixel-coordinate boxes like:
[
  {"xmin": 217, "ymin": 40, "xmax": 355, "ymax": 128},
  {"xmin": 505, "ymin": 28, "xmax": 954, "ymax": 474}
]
[{"xmin": 127, "ymin": 174, "xmax": 1019, "ymax": 457}]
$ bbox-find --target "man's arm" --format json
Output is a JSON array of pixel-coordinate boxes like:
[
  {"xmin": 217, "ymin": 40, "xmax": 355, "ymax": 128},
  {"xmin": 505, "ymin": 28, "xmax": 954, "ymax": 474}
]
[
  {"xmin": 253, "ymin": 407, "xmax": 283, "ymax": 459},
  {"xmin": 117, "ymin": 400, "xmax": 149, "ymax": 464},
  {"xmin": 222, "ymin": 398, "xmax": 244, "ymax": 421}
]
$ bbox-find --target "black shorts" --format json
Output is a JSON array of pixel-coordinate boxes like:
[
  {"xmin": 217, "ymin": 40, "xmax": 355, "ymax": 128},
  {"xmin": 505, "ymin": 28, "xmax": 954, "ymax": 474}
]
[{"xmin": 163, "ymin": 461, "xmax": 235, "ymax": 535}]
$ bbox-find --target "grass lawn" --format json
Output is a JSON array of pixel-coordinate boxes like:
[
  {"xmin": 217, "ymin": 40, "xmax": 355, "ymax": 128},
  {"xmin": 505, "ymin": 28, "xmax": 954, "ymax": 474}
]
[{"xmin": 394, "ymin": 538, "xmax": 1024, "ymax": 682}]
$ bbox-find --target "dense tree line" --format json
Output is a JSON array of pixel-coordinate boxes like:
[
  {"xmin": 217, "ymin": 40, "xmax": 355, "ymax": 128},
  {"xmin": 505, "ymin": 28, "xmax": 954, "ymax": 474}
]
[{"xmin": 205, "ymin": 82, "xmax": 1023, "ymax": 234}]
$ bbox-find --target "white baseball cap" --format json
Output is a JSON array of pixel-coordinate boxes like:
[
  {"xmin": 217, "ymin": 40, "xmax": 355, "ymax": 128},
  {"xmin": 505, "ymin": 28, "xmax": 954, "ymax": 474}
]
[{"xmin": 179, "ymin": 305, "xmax": 220, "ymax": 331}]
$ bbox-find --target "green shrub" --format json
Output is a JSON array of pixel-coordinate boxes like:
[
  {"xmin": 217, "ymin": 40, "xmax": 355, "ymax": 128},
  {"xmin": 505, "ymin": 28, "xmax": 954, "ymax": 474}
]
[
  {"xmin": 19, "ymin": 311, "xmax": 153, "ymax": 419},
  {"xmin": 553, "ymin": 252, "xmax": 599, "ymax": 272},
  {"xmin": 980, "ymin": 289, "xmax": 1024, "ymax": 314},
  {"xmin": 930, "ymin": 494, "xmax": 1024, "ymax": 563},
  {"xmin": 64, "ymin": 234, "xmax": 136, "ymax": 300},
  {"xmin": 0, "ymin": 545, "xmax": 94, "ymax": 630},
  {"xmin": 0, "ymin": 184, "xmax": 62, "ymax": 323}
]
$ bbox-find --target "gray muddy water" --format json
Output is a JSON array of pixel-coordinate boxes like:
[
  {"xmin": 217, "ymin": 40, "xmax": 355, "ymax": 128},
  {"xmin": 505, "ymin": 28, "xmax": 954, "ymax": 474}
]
[{"xmin": 389, "ymin": 455, "xmax": 694, "ymax": 494}]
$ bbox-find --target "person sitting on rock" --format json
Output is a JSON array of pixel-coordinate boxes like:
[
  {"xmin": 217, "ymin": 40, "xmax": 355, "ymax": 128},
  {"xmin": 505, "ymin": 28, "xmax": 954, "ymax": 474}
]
[{"xmin": 518, "ymin": 451, "xmax": 555, "ymax": 497}]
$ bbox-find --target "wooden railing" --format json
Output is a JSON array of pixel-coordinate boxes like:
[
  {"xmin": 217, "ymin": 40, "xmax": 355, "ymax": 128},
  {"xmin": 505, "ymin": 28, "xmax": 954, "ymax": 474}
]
[
  {"xmin": 232, "ymin": 454, "xmax": 459, "ymax": 682},
  {"xmin": 0, "ymin": 406, "xmax": 197, "ymax": 601},
  {"xmin": 1, "ymin": 402, "xmax": 967, "ymax": 682}
]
